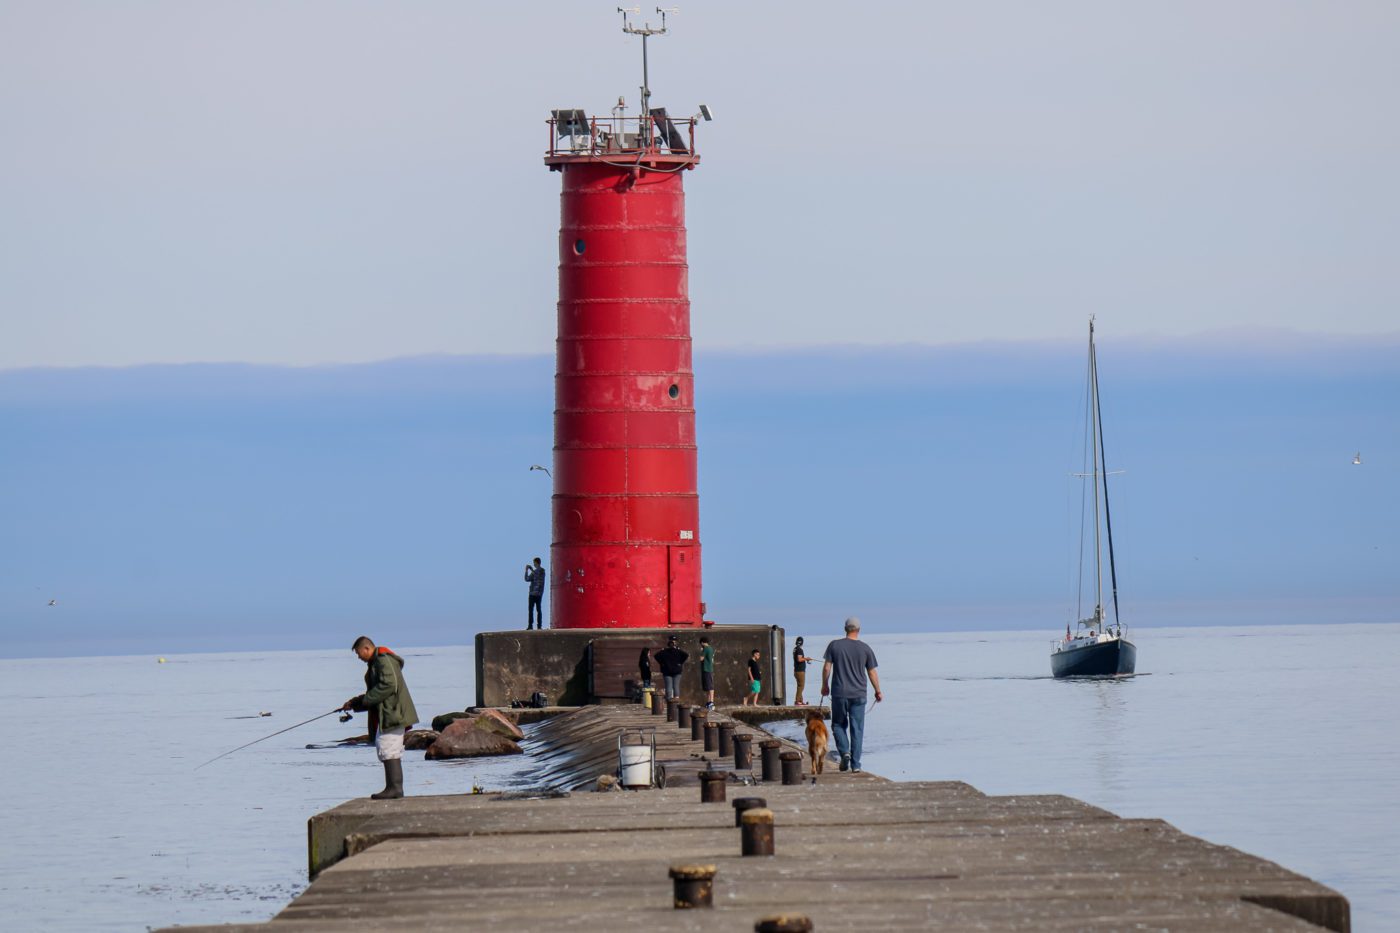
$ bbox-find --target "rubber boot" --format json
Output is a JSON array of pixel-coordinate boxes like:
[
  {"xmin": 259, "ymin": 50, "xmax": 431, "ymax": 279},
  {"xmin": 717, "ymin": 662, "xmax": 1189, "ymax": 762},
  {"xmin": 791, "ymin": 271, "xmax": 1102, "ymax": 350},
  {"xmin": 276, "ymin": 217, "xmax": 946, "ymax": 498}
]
[{"xmin": 371, "ymin": 758, "xmax": 404, "ymax": 800}]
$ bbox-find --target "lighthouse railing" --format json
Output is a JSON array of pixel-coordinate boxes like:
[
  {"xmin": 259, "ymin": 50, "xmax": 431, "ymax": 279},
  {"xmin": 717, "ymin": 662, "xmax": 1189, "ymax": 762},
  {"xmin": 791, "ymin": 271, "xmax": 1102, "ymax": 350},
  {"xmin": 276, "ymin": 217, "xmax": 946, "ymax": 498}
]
[{"xmin": 546, "ymin": 114, "xmax": 697, "ymax": 158}]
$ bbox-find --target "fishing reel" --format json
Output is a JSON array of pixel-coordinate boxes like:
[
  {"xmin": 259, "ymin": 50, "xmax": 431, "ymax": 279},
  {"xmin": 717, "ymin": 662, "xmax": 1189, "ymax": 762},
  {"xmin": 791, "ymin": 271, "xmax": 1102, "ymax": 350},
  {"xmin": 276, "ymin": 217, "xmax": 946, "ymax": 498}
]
[{"xmin": 338, "ymin": 711, "xmax": 353, "ymax": 723}]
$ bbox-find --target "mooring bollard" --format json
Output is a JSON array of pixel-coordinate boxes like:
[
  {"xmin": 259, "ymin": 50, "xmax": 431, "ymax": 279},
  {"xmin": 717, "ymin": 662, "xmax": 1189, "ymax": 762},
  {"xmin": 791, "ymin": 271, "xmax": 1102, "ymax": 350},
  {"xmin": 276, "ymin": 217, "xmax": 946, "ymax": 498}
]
[
  {"xmin": 740, "ymin": 807, "xmax": 775, "ymax": 856},
  {"xmin": 678, "ymin": 704, "xmax": 692, "ymax": 729},
  {"xmin": 666, "ymin": 697, "xmax": 679, "ymax": 722},
  {"xmin": 732, "ymin": 796, "xmax": 766, "ymax": 827},
  {"xmin": 754, "ymin": 914, "xmax": 812, "ymax": 932},
  {"xmin": 703, "ymin": 721, "xmax": 718, "ymax": 752},
  {"xmin": 779, "ymin": 750, "xmax": 803, "ymax": 785},
  {"xmin": 699, "ymin": 770, "xmax": 728, "ymax": 803},
  {"xmin": 733, "ymin": 733, "xmax": 753, "ymax": 770},
  {"xmin": 691, "ymin": 710, "xmax": 708, "ymax": 741},
  {"xmin": 669, "ymin": 863, "xmax": 717, "ymax": 909},
  {"xmin": 649, "ymin": 689, "xmax": 663, "ymax": 715},
  {"xmin": 718, "ymin": 722, "xmax": 735, "ymax": 757},
  {"xmin": 759, "ymin": 739, "xmax": 782, "ymax": 782}
]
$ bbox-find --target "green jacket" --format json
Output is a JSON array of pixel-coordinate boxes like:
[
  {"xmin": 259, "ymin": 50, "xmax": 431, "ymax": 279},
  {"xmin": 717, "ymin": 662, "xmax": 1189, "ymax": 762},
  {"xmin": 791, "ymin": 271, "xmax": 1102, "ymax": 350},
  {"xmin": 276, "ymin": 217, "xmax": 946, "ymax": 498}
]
[{"xmin": 351, "ymin": 648, "xmax": 419, "ymax": 736}]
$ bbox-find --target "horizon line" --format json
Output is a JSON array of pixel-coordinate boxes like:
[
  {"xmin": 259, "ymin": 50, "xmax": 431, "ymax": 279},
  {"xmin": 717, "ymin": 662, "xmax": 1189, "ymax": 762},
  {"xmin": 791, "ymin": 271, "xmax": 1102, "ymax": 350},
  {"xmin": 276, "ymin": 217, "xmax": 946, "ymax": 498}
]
[{"xmin": 6, "ymin": 325, "xmax": 1400, "ymax": 375}]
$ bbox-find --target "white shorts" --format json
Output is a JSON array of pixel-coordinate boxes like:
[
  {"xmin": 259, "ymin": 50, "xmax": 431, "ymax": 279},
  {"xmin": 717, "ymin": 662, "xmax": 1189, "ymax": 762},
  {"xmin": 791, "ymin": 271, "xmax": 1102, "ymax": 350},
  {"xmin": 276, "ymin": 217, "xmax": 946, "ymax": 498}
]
[{"xmin": 376, "ymin": 726, "xmax": 406, "ymax": 761}]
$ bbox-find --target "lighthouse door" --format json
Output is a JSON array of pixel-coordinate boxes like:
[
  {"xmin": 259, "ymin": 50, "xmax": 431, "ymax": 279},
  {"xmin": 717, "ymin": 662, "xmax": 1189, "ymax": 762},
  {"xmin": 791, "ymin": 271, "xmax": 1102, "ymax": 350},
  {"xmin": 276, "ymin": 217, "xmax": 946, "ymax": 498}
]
[{"xmin": 667, "ymin": 545, "xmax": 696, "ymax": 625}]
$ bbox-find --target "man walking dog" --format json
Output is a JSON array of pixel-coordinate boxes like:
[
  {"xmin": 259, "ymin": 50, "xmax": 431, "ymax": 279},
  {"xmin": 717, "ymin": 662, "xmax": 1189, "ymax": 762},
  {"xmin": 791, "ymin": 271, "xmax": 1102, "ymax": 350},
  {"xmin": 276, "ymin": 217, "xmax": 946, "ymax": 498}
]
[
  {"xmin": 820, "ymin": 617, "xmax": 883, "ymax": 773},
  {"xmin": 342, "ymin": 635, "xmax": 420, "ymax": 799}
]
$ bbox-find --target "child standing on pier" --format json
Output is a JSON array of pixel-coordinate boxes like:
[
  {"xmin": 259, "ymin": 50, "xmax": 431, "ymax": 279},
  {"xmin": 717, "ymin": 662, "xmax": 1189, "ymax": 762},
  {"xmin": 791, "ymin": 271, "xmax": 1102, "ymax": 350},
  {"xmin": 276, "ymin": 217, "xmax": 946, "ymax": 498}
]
[
  {"xmin": 743, "ymin": 648, "xmax": 763, "ymax": 706},
  {"xmin": 699, "ymin": 636, "xmax": 716, "ymax": 710}
]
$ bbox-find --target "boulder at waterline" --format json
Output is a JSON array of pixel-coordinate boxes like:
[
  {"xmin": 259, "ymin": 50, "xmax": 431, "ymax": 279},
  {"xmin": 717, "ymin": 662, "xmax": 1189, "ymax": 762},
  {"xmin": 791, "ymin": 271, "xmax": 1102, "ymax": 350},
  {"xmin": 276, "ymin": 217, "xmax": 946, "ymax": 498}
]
[
  {"xmin": 404, "ymin": 729, "xmax": 439, "ymax": 751},
  {"xmin": 425, "ymin": 717, "xmax": 523, "ymax": 759}
]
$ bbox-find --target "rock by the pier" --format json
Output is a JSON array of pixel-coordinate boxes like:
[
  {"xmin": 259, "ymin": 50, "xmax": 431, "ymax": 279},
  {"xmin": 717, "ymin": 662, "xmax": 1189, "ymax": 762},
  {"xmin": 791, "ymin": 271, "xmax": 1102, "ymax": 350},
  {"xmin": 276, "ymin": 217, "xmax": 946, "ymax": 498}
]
[
  {"xmin": 472, "ymin": 709, "xmax": 524, "ymax": 741},
  {"xmin": 425, "ymin": 717, "xmax": 523, "ymax": 759},
  {"xmin": 432, "ymin": 708, "xmax": 525, "ymax": 739},
  {"xmin": 431, "ymin": 710, "xmax": 473, "ymax": 732},
  {"xmin": 403, "ymin": 729, "xmax": 439, "ymax": 751}
]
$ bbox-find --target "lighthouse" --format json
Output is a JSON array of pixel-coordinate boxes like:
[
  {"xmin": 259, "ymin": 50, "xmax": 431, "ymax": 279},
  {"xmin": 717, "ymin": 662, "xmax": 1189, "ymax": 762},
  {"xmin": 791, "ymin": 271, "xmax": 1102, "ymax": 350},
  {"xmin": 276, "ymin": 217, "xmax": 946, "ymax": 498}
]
[
  {"xmin": 545, "ymin": 11, "xmax": 707, "ymax": 630},
  {"xmin": 475, "ymin": 12, "xmax": 784, "ymax": 706}
]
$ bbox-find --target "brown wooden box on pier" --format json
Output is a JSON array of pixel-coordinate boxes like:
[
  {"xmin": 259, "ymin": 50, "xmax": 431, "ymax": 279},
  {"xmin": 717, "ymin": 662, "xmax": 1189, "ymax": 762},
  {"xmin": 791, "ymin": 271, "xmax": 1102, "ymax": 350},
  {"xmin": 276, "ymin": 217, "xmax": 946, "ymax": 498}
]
[{"xmin": 159, "ymin": 706, "xmax": 1348, "ymax": 933}]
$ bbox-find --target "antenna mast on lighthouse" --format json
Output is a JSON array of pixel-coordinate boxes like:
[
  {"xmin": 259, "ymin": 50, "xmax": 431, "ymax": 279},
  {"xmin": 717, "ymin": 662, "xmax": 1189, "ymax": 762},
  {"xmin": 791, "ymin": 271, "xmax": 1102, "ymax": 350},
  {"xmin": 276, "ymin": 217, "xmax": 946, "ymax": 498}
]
[{"xmin": 618, "ymin": 6, "xmax": 678, "ymax": 147}]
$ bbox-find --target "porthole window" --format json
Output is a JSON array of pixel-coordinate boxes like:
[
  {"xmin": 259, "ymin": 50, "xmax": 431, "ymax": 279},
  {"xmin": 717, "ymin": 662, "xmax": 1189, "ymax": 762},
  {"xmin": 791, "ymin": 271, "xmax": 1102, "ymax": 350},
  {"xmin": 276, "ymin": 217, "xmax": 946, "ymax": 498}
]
[
  {"xmin": 573, "ymin": 239, "xmax": 586, "ymax": 255},
  {"xmin": 668, "ymin": 383, "xmax": 680, "ymax": 399}
]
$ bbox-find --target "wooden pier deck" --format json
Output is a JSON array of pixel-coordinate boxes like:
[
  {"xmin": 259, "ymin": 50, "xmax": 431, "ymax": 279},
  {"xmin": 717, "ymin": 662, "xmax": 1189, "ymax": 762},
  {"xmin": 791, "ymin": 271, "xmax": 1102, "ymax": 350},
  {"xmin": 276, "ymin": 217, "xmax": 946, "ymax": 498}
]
[{"xmin": 163, "ymin": 706, "xmax": 1349, "ymax": 932}]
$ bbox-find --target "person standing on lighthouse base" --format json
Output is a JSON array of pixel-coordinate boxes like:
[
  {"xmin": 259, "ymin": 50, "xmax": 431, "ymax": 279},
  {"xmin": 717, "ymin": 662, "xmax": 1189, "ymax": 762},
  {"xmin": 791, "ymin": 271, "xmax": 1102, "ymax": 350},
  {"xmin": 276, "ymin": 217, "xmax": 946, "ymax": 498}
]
[
  {"xmin": 821, "ymin": 617, "xmax": 883, "ymax": 773},
  {"xmin": 524, "ymin": 557, "xmax": 546, "ymax": 630}
]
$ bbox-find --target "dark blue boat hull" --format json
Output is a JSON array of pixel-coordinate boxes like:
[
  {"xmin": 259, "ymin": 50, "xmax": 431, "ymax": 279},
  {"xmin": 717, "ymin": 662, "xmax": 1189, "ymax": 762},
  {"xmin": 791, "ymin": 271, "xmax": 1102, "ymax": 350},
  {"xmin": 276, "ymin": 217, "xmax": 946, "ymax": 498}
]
[{"xmin": 1051, "ymin": 638, "xmax": 1136, "ymax": 678}]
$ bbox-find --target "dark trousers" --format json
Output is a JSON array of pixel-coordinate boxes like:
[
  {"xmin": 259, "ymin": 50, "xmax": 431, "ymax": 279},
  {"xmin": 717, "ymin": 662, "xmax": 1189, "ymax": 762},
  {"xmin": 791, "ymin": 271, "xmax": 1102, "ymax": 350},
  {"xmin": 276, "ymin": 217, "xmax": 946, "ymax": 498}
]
[
  {"xmin": 831, "ymin": 696, "xmax": 867, "ymax": 769},
  {"xmin": 527, "ymin": 592, "xmax": 543, "ymax": 629}
]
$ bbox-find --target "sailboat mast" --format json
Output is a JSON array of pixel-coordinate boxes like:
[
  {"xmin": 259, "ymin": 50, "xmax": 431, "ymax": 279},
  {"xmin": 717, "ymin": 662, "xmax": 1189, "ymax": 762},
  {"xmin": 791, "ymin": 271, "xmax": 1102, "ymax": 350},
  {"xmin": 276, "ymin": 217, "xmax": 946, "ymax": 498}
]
[
  {"xmin": 1089, "ymin": 319, "xmax": 1103, "ymax": 625},
  {"xmin": 1095, "ymin": 327, "xmax": 1122, "ymax": 629}
]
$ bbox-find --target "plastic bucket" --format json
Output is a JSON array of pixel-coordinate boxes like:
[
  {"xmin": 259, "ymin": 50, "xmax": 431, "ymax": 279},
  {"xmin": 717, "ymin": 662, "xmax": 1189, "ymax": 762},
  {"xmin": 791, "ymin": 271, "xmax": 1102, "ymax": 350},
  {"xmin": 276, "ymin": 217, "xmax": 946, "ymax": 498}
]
[{"xmin": 619, "ymin": 741, "xmax": 654, "ymax": 789}]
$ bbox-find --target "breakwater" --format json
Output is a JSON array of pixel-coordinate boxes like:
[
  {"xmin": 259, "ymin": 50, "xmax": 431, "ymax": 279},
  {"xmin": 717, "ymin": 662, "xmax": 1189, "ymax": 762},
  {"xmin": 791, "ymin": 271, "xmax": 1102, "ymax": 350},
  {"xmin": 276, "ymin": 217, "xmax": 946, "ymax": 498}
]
[{"xmin": 160, "ymin": 705, "xmax": 1348, "ymax": 932}]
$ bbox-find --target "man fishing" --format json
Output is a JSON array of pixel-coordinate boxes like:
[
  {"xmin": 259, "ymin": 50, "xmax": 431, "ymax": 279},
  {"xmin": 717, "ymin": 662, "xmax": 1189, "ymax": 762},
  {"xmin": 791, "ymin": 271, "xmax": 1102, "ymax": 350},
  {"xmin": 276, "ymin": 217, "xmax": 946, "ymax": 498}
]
[{"xmin": 341, "ymin": 636, "xmax": 419, "ymax": 800}]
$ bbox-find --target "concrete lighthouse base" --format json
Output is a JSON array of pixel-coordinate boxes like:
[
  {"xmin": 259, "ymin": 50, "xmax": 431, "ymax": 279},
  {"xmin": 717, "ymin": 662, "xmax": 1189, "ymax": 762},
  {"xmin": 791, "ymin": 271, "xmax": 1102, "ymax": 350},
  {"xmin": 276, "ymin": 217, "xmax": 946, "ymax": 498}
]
[{"xmin": 474, "ymin": 626, "xmax": 788, "ymax": 709}]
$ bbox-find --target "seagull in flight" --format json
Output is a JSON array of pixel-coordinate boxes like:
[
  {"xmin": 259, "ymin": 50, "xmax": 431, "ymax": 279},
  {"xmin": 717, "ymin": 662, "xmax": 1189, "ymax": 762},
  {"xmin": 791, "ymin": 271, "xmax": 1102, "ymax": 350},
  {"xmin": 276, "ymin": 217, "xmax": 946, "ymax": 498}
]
[
  {"xmin": 47, "ymin": 599, "xmax": 56, "ymax": 606},
  {"xmin": 1353, "ymin": 452, "xmax": 1362, "ymax": 465},
  {"xmin": 529, "ymin": 464, "xmax": 552, "ymax": 478}
]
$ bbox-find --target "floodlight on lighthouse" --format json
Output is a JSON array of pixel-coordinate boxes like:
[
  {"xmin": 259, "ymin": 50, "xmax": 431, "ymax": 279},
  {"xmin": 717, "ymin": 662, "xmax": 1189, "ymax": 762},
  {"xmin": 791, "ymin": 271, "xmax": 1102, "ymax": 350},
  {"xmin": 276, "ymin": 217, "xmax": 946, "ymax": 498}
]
[
  {"xmin": 552, "ymin": 109, "xmax": 589, "ymax": 137},
  {"xmin": 696, "ymin": 104, "xmax": 713, "ymax": 121}
]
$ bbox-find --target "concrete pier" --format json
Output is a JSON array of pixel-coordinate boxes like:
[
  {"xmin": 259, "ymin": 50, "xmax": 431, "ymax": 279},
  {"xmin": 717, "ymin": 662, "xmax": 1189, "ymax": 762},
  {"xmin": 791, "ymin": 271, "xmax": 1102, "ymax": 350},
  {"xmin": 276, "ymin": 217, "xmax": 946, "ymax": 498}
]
[{"xmin": 161, "ymin": 706, "xmax": 1349, "ymax": 932}]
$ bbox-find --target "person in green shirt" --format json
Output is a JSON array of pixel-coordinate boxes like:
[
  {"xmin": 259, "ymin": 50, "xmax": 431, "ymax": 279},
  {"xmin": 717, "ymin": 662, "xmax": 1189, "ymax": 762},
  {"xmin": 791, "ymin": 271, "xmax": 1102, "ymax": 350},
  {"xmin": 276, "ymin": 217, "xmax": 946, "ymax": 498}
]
[{"xmin": 699, "ymin": 636, "xmax": 716, "ymax": 710}]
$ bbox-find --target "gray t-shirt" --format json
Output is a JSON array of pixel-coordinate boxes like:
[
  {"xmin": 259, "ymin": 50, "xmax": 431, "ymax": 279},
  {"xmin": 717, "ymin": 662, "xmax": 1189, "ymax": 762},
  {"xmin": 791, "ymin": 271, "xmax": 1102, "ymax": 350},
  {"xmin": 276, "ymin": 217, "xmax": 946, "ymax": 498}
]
[{"xmin": 823, "ymin": 638, "xmax": 878, "ymax": 699}]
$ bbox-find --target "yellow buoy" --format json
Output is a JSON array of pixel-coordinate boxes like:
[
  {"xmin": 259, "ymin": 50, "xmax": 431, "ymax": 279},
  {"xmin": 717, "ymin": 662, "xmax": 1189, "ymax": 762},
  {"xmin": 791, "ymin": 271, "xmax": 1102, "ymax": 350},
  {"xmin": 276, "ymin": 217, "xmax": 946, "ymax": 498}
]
[{"xmin": 157, "ymin": 657, "xmax": 167, "ymax": 664}]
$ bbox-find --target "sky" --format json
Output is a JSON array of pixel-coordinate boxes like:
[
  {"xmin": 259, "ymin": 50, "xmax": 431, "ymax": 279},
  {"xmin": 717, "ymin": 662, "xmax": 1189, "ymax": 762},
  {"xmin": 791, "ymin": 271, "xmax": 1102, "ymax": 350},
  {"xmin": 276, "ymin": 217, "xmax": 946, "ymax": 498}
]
[
  {"xmin": 1, "ymin": 3, "xmax": 1396, "ymax": 656},
  {"xmin": 2, "ymin": 1, "xmax": 1399, "ymax": 369}
]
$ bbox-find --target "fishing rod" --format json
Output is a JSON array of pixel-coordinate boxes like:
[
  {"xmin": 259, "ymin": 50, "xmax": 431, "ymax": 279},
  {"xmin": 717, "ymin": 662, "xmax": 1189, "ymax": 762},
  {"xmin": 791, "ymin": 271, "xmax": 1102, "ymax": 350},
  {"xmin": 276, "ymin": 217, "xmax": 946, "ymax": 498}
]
[{"xmin": 195, "ymin": 708, "xmax": 350, "ymax": 770}]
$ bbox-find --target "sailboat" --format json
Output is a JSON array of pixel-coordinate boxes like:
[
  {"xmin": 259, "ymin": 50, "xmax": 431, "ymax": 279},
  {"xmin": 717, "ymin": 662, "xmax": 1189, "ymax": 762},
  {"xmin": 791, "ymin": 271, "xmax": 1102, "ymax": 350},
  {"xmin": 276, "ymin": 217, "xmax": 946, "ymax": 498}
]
[{"xmin": 1051, "ymin": 319, "xmax": 1137, "ymax": 678}]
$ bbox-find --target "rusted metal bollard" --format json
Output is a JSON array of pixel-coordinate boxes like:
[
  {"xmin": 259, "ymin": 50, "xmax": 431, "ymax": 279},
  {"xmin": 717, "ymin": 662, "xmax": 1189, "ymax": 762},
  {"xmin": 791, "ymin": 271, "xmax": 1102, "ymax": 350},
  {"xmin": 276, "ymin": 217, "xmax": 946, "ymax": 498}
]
[
  {"xmin": 691, "ymin": 710, "xmax": 708, "ymax": 741},
  {"xmin": 754, "ymin": 914, "xmax": 812, "ymax": 932},
  {"xmin": 733, "ymin": 733, "xmax": 753, "ymax": 770},
  {"xmin": 678, "ymin": 704, "xmax": 692, "ymax": 729},
  {"xmin": 732, "ymin": 796, "xmax": 766, "ymax": 827},
  {"xmin": 650, "ymin": 689, "xmax": 663, "ymax": 715},
  {"xmin": 669, "ymin": 863, "xmax": 716, "ymax": 909},
  {"xmin": 759, "ymin": 739, "xmax": 782, "ymax": 782},
  {"xmin": 666, "ymin": 697, "xmax": 679, "ymax": 722},
  {"xmin": 718, "ymin": 721, "xmax": 735, "ymax": 757},
  {"xmin": 703, "ymin": 721, "xmax": 718, "ymax": 752},
  {"xmin": 740, "ymin": 807, "xmax": 775, "ymax": 856},
  {"xmin": 779, "ymin": 750, "xmax": 803, "ymax": 785},
  {"xmin": 699, "ymin": 770, "xmax": 728, "ymax": 803}
]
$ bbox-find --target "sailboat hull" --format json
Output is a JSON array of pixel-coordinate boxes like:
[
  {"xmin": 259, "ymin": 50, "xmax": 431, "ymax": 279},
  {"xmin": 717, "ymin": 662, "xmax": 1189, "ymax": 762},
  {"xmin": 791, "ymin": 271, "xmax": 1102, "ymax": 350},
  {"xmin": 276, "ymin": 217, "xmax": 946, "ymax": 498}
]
[{"xmin": 1051, "ymin": 638, "xmax": 1136, "ymax": 678}]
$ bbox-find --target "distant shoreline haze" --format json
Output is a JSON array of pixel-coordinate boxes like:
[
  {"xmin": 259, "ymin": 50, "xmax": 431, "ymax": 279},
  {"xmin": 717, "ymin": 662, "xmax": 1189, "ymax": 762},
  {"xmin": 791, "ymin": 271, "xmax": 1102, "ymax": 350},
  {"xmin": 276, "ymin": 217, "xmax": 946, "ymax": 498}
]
[{"xmin": 2, "ymin": 341, "xmax": 1395, "ymax": 658}]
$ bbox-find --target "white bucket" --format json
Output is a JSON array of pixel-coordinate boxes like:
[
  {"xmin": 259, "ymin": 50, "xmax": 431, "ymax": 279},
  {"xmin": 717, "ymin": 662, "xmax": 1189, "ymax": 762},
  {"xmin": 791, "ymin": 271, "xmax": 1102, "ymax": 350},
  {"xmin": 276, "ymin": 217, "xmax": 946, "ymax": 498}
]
[{"xmin": 619, "ymin": 741, "xmax": 654, "ymax": 789}]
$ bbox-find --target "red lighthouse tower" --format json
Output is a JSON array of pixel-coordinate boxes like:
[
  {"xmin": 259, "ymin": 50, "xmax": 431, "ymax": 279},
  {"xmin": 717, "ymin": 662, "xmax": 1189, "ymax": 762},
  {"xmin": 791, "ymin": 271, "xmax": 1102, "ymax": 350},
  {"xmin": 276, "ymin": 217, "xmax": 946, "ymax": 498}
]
[
  {"xmin": 545, "ymin": 10, "xmax": 708, "ymax": 630},
  {"xmin": 475, "ymin": 15, "xmax": 786, "ymax": 707}
]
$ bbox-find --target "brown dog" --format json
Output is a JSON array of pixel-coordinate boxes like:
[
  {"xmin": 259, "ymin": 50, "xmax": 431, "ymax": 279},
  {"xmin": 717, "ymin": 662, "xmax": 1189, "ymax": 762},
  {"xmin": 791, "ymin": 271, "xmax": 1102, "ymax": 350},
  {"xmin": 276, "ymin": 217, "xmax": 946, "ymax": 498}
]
[{"xmin": 805, "ymin": 710, "xmax": 830, "ymax": 777}]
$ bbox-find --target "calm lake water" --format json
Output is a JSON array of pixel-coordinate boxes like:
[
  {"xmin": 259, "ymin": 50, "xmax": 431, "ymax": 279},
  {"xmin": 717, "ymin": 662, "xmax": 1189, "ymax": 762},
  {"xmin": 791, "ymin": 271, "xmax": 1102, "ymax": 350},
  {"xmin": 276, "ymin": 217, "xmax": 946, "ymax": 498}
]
[{"xmin": 3, "ymin": 623, "xmax": 1397, "ymax": 931}]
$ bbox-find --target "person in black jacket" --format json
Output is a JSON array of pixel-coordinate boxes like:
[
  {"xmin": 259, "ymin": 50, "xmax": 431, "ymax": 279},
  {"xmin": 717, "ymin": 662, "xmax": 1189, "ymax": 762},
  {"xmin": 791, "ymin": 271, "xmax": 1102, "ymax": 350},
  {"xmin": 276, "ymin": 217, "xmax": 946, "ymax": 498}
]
[
  {"xmin": 653, "ymin": 636, "xmax": 689, "ymax": 700},
  {"xmin": 638, "ymin": 646, "xmax": 652, "ymax": 689},
  {"xmin": 523, "ymin": 557, "xmax": 546, "ymax": 630}
]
